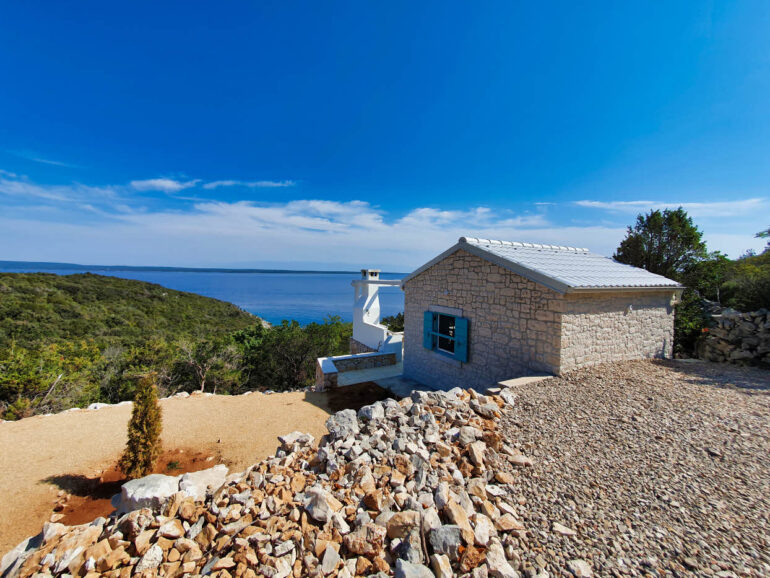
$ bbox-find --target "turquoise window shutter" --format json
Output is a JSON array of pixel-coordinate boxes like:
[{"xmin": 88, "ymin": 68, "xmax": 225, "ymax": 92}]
[
  {"xmin": 423, "ymin": 311, "xmax": 434, "ymax": 349},
  {"xmin": 454, "ymin": 317, "xmax": 469, "ymax": 362}
]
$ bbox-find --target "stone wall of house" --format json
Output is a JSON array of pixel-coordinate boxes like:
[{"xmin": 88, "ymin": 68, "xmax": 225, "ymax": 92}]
[
  {"xmin": 403, "ymin": 250, "xmax": 564, "ymax": 390},
  {"xmin": 697, "ymin": 309, "xmax": 770, "ymax": 366},
  {"xmin": 559, "ymin": 291, "xmax": 676, "ymax": 373},
  {"xmin": 349, "ymin": 338, "xmax": 378, "ymax": 355}
]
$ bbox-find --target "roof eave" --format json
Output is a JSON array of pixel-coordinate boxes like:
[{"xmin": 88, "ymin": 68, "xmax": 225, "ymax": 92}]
[{"xmin": 565, "ymin": 285, "xmax": 685, "ymax": 294}]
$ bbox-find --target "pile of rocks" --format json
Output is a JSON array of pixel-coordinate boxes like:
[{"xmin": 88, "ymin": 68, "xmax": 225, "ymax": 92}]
[
  {"xmin": 3, "ymin": 387, "xmax": 570, "ymax": 578},
  {"xmin": 697, "ymin": 308, "xmax": 770, "ymax": 366}
]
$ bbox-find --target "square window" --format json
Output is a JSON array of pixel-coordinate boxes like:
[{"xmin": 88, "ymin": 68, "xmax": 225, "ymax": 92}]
[{"xmin": 424, "ymin": 310, "xmax": 468, "ymax": 362}]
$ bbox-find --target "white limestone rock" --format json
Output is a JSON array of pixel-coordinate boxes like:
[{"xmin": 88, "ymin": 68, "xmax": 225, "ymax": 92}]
[
  {"xmin": 116, "ymin": 473, "xmax": 181, "ymax": 514},
  {"xmin": 179, "ymin": 464, "xmax": 229, "ymax": 501}
]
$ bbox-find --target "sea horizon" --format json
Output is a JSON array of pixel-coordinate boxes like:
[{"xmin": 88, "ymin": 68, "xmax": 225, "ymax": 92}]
[{"xmin": 0, "ymin": 259, "xmax": 407, "ymax": 276}]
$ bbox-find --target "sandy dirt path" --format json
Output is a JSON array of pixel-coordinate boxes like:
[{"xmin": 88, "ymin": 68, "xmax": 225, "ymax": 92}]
[{"xmin": 0, "ymin": 389, "xmax": 344, "ymax": 553}]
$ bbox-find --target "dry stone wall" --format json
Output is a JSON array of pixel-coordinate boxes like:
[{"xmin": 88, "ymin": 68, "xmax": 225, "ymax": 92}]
[
  {"xmin": 403, "ymin": 250, "xmax": 563, "ymax": 390},
  {"xmin": 559, "ymin": 291, "xmax": 676, "ymax": 373},
  {"xmin": 697, "ymin": 309, "xmax": 770, "ymax": 366}
]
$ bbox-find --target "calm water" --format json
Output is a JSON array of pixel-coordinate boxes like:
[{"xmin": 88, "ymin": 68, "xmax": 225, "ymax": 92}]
[{"xmin": 0, "ymin": 266, "xmax": 405, "ymax": 326}]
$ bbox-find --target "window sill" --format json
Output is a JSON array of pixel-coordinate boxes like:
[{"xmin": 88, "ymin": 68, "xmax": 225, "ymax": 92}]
[{"xmin": 429, "ymin": 348, "xmax": 462, "ymax": 367}]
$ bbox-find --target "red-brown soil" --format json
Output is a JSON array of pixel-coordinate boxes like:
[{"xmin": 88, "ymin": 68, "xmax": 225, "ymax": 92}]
[{"xmin": 50, "ymin": 448, "xmax": 218, "ymax": 526}]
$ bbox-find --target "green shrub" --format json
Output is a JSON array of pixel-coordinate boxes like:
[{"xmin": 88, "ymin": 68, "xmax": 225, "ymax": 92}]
[
  {"xmin": 119, "ymin": 373, "xmax": 163, "ymax": 479},
  {"xmin": 674, "ymin": 290, "xmax": 708, "ymax": 356}
]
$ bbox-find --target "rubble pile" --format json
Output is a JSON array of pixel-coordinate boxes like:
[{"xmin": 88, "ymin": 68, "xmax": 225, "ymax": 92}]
[{"xmin": 3, "ymin": 386, "xmax": 548, "ymax": 578}]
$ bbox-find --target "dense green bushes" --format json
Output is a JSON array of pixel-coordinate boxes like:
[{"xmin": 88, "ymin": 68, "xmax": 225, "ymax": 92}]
[{"xmin": 0, "ymin": 274, "xmax": 352, "ymax": 420}]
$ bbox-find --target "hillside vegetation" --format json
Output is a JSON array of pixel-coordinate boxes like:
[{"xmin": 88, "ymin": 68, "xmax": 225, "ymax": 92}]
[
  {"xmin": 0, "ymin": 274, "xmax": 351, "ymax": 420},
  {"xmin": 0, "ymin": 273, "xmax": 256, "ymax": 349}
]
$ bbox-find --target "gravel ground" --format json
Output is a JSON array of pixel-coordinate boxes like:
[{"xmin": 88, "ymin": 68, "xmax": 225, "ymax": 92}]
[{"xmin": 500, "ymin": 359, "xmax": 770, "ymax": 577}]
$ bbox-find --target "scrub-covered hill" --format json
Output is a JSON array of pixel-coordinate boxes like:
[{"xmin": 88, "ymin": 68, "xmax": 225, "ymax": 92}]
[
  {"xmin": 0, "ymin": 273, "xmax": 256, "ymax": 349},
  {"xmin": 0, "ymin": 273, "xmax": 258, "ymax": 419}
]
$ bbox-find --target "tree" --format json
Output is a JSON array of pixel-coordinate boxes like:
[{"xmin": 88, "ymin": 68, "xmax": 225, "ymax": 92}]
[
  {"xmin": 757, "ymin": 226, "xmax": 770, "ymax": 253},
  {"xmin": 177, "ymin": 338, "xmax": 241, "ymax": 393},
  {"xmin": 237, "ymin": 317, "xmax": 352, "ymax": 391},
  {"xmin": 614, "ymin": 208, "xmax": 707, "ymax": 280},
  {"xmin": 119, "ymin": 373, "xmax": 163, "ymax": 479},
  {"xmin": 381, "ymin": 312, "xmax": 404, "ymax": 332},
  {"xmin": 721, "ymin": 250, "xmax": 770, "ymax": 311},
  {"xmin": 680, "ymin": 252, "xmax": 731, "ymax": 303}
]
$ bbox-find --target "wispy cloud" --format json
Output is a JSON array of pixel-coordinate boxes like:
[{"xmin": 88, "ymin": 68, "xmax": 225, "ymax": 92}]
[
  {"xmin": 130, "ymin": 177, "xmax": 295, "ymax": 192},
  {"xmin": 202, "ymin": 179, "xmax": 296, "ymax": 189},
  {"xmin": 575, "ymin": 198, "xmax": 768, "ymax": 218},
  {"xmin": 7, "ymin": 150, "xmax": 79, "ymax": 168},
  {"xmin": 130, "ymin": 178, "xmax": 201, "ymax": 193},
  {"xmin": 0, "ymin": 175, "xmax": 119, "ymax": 202},
  {"xmin": 1, "ymin": 171, "xmax": 766, "ymax": 265}
]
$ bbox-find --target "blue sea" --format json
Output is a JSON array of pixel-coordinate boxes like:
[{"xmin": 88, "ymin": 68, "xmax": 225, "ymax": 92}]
[{"xmin": 0, "ymin": 265, "xmax": 406, "ymax": 326}]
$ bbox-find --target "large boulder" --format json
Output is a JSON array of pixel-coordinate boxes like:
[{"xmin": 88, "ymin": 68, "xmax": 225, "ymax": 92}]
[
  {"xmin": 115, "ymin": 474, "xmax": 181, "ymax": 514},
  {"xmin": 0, "ymin": 533, "xmax": 43, "ymax": 578},
  {"xmin": 325, "ymin": 409, "xmax": 359, "ymax": 439},
  {"xmin": 179, "ymin": 464, "xmax": 229, "ymax": 501},
  {"xmin": 357, "ymin": 403, "xmax": 384, "ymax": 422}
]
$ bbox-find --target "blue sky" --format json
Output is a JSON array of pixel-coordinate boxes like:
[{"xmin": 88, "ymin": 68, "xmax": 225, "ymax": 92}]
[{"xmin": 1, "ymin": 1, "xmax": 768, "ymax": 270}]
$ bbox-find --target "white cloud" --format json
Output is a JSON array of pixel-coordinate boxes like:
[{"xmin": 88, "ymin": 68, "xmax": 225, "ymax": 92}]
[
  {"xmin": 130, "ymin": 178, "xmax": 200, "ymax": 193},
  {"xmin": 575, "ymin": 198, "xmax": 768, "ymax": 218},
  {"xmin": 202, "ymin": 179, "xmax": 296, "ymax": 189}
]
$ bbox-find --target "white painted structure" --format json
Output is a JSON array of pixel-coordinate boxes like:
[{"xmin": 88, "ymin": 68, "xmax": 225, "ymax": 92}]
[{"xmin": 352, "ymin": 269, "xmax": 404, "ymax": 361}]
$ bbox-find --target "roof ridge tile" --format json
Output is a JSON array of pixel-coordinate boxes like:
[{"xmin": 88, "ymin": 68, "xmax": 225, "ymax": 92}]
[{"xmin": 460, "ymin": 236, "xmax": 589, "ymax": 252}]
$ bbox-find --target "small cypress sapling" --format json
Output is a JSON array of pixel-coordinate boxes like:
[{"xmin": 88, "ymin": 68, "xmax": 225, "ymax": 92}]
[{"xmin": 119, "ymin": 372, "xmax": 163, "ymax": 479}]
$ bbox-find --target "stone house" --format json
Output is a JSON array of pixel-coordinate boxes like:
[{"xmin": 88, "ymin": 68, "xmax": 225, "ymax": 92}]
[{"xmin": 402, "ymin": 237, "xmax": 683, "ymax": 390}]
